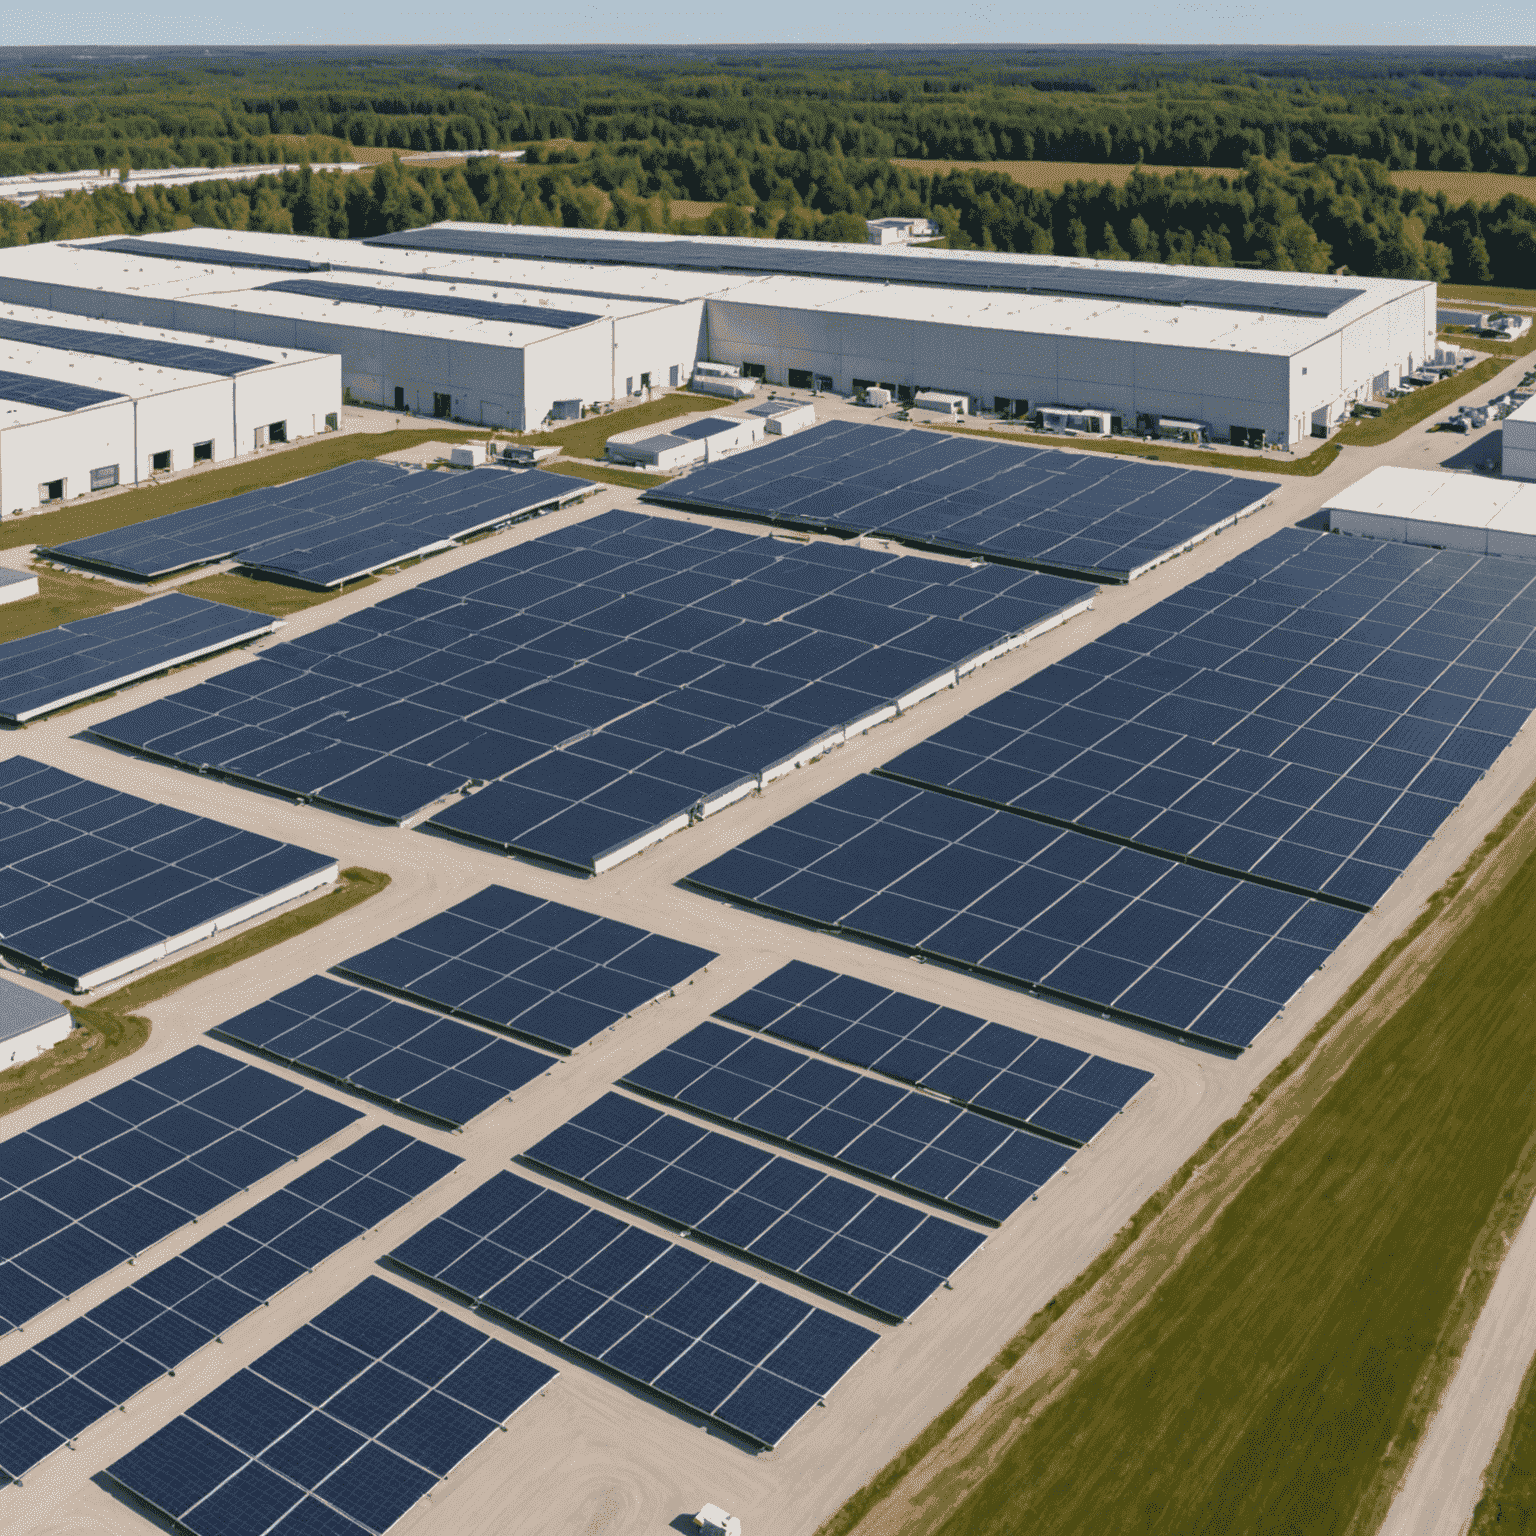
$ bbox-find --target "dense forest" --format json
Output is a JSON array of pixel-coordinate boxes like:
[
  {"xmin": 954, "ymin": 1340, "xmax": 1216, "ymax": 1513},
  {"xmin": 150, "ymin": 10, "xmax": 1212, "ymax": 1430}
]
[{"xmin": 0, "ymin": 47, "xmax": 1533, "ymax": 288}]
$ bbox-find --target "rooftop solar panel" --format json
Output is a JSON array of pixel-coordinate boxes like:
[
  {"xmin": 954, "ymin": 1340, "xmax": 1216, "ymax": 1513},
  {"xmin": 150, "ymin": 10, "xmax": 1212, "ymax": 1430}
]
[
  {"xmin": 0, "ymin": 316, "xmax": 270, "ymax": 377},
  {"xmin": 366, "ymin": 227, "xmax": 1366, "ymax": 318},
  {"xmin": 105, "ymin": 1275, "xmax": 554, "ymax": 1533},
  {"xmin": 524, "ymin": 1091, "xmax": 983, "ymax": 1320},
  {"xmin": 387, "ymin": 1169, "xmax": 875, "ymax": 1446},
  {"xmin": 214, "ymin": 973, "xmax": 554, "ymax": 1126},
  {"xmin": 645, "ymin": 420, "xmax": 1279, "ymax": 582},
  {"xmin": 47, "ymin": 460, "xmax": 590, "ymax": 587},
  {"xmin": 0, "ymin": 757, "xmax": 338, "ymax": 991},
  {"xmin": 684, "ymin": 772, "xmax": 1360, "ymax": 1051},
  {"xmin": 621, "ymin": 1018, "xmax": 1074, "ymax": 1222},
  {"xmin": 333, "ymin": 884, "xmax": 716, "ymax": 1054},
  {"xmin": 92, "ymin": 509, "xmax": 1094, "ymax": 854},
  {"xmin": 0, "ymin": 367, "xmax": 122, "ymax": 413},
  {"xmin": 0, "ymin": 592, "xmax": 279, "ymax": 723},
  {"xmin": 718, "ymin": 961, "xmax": 1152, "ymax": 1143},
  {"xmin": 0, "ymin": 1128, "xmax": 458, "ymax": 1481},
  {"xmin": 83, "ymin": 237, "xmax": 329, "ymax": 274},
  {"xmin": 259, "ymin": 278, "xmax": 602, "ymax": 330},
  {"xmin": 0, "ymin": 1045, "xmax": 363, "ymax": 1337}
]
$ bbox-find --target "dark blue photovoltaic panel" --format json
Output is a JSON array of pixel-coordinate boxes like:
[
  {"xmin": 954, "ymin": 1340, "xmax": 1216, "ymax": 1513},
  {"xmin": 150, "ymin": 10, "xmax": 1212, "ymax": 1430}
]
[
  {"xmin": 0, "ymin": 1130, "xmax": 459, "ymax": 1481},
  {"xmin": 47, "ymin": 459, "xmax": 589, "ymax": 587},
  {"xmin": 525, "ymin": 1092, "xmax": 983, "ymax": 1320},
  {"xmin": 105, "ymin": 1275, "xmax": 554, "ymax": 1535},
  {"xmin": 0, "ymin": 315, "xmax": 270, "ymax": 377},
  {"xmin": 646, "ymin": 421, "xmax": 1278, "ymax": 582},
  {"xmin": 259, "ymin": 277, "xmax": 601, "ymax": 331},
  {"xmin": 620, "ymin": 1021, "xmax": 1074, "ymax": 1223},
  {"xmin": 0, "ymin": 1045, "xmax": 362, "ymax": 1337},
  {"xmin": 367, "ymin": 227, "xmax": 1364, "ymax": 317},
  {"xmin": 214, "ymin": 973, "xmax": 552, "ymax": 1127},
  {"xmin": 0, "ymin": 367, "xmax": 122, "ymax": 412},
  {"xmin": 387, "ymin": 1169, "xmax": 875, "ymax": 1447},
  {"xmin": 333, "ymin": 884, "xmax": 715, "ymax": 1054},
  {"xmin": 0, "ymin": 757, "xmax": 336, "ymax": 989},
  {"xmin": 719, "ymin": 962, "xmax": 1152, "ymax": 1143},
  {"xmin": 685, "ymin": 774, "xmax": 1359, "ymax": 1051},
  {"xmin": 92, "ymin": 508, "xmax": 1094, "ymax": 849},
  {"xmin": 0, "ymin": 592, "xmax": 278, "ymax": 723},
  {"xmin": 86, "ymin": 236, "xmax": 328, "ymax": 274},
  {"xmin": 877, "ymin": 526, "xmax": 1536, "ymax": 908}
]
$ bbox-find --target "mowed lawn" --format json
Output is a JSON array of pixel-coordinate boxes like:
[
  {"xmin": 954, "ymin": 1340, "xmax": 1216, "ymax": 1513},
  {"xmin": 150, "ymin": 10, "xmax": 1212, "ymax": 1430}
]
[{"xmin": 920, "ymin": 837, "xmax": 1536, "ymax": 1536}]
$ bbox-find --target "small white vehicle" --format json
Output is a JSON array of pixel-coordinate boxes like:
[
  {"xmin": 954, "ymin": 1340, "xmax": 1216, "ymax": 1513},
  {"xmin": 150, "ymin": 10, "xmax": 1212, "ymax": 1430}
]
[{"xmin": 694, "ymin": 1504, "xmax": 743, "ymax": 1536}]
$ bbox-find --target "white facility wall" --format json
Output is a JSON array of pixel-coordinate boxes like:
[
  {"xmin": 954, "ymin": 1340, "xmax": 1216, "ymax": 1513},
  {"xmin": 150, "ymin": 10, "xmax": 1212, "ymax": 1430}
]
[
  {"xmin": 1506, "ymin": 415, "xmax": 1536, "ymax": 483},
  {"xmin": 522, "ymin": 324, "xmax": 617, "ymax": 429},
  {"xmin": 132, "ymin": 380, "xmax": 234, "ymax": 479},
  {"xmin": 0, "ymin": 398, "xmax": 136, "ymax": 514},
  {"xmin": 611, "ymin": 300, "xmax": 708, "ymax": 398},
  {"xmin": 233, "ymin": 355, "xmax": 342, "ymax": 452}
]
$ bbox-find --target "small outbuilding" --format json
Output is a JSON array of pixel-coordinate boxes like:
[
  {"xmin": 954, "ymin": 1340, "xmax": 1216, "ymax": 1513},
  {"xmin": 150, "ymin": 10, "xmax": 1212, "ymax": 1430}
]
[{"xmin": 0, "ymin": 976, "xmax": 71, "ymax": 1067}]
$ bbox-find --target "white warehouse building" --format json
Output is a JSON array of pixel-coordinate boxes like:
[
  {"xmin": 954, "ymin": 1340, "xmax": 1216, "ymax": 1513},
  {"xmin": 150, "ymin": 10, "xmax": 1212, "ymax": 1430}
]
[
  {"xmin": 0, "ymin": 302, "xmax": 338, "ymax": 515},
  {"xmin": 0, "ymin": 223, "xmax": 1436, "ymax": 448}
]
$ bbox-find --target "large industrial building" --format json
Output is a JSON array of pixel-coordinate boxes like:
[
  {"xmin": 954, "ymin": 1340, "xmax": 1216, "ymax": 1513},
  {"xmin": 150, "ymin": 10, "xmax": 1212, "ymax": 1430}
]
[
  {"xmin": 0, "ymin": 302, "xmax": 338, "ymax": 514},
  {"xmin": 0, "ymin": 224, "xmax": 1434, "ymax": 448}
]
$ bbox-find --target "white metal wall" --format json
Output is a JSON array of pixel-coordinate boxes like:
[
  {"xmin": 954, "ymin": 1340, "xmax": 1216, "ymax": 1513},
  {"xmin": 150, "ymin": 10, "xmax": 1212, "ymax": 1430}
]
[{"xmin": 0, "ymin": 399, "xmax": 135, "ymax": 514}]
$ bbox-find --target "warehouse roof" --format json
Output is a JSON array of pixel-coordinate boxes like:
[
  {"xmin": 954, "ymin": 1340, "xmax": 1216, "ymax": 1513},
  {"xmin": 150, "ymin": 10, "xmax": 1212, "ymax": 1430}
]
[{"xmin": 1325, "ymin": 465, "xmax": 1536, "ymax": 536}]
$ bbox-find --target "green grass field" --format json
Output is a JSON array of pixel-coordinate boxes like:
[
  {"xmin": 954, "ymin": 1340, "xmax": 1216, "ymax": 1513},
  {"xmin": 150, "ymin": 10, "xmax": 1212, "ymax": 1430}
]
[
  {"xmin": 1472, "ymin": 1348, "xmax": 1536, "ymax": 1531},
  {"xmin": 833, "ymin": 798, "xmax": 1536, "ymax": 1536}
]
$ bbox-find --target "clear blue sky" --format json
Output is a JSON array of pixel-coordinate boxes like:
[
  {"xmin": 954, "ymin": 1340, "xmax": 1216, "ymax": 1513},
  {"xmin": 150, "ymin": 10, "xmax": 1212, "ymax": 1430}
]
[{"xmin": 4, "ymin": 2, "xmax": 1533, "ymax": 46}]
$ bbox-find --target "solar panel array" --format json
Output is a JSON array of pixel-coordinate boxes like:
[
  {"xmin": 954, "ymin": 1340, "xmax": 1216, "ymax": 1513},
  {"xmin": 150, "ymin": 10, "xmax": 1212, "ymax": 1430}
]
[
  {"xmin": 879, "ymin": 527, "xmax": 1536, "ymax": 908},
  {"xmin": 647, "ymin": 421, "xmax": 1278, "ymax": 581},
  {"xmin": 86, "ymin": 236, "xmax": 328, "ymax": 273},
  {"xmin": 259, "ymin": 277, "xmax": 602, "ymax": 331},
  {"xmin": 388, "ymin": 1169, "xmax": 878, "ymax": 1447},
  {"xmin": 0, "ymin": 757, "xmax": 337, "ymax": 991},
  {"xmin": 0, "ymin": 1045, "xmax": 363, "ymax": 1334},
  {"xmin": 106, "ymin": 1275, "xmax": 556, "ymax": 1536},
  {"xmin": 0, "ymin": 592, "xmax": 278, "ymax": 723},
  {"xmin": 622, "ymin": 1021, "xmax": 1074, "ymax": 1223},
  {"xmin": 0, "ymin": 1127, "xmax": 459, "ymax": 1482},
  {"xmin": 0, "ymin": 366, "xmax": 122, "ymax": 413},
  {"xmin": 524, "ymin": 1092, "xmax": 983, "ymax": 1321},
  {"xmin": 93, "ymin": 509, "xmax": 1092, "ymax": 852},
  {"xmin": 0, "ymin": 315, "xmax": 270, "ymax": 377},
  {"xmin": 366, "ymin": 227, "xmax": 1365, "ymax": 317},
  {"xmin": 334, "ymin": 884, "xmax": 716, "ymax": 1054},
  {"xmin": 48, "ymin": 460, "xmax": 590, "ymax": 587},
  {"xmin": 719, "ymin": 962, "xmax": 1152, "ymax": 1143},
  {"xmin": 685, "ymin": 774, "xmax": 1360, "ymax": 1050},
  {"xmin": 214, "ymin": 973, "xmax": 554, "ymax": 1126}
]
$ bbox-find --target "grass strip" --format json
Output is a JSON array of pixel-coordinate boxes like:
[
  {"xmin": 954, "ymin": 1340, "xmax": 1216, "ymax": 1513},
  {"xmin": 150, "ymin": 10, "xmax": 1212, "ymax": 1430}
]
[
  {"xmin": 511, "ymin": 390, "xmax": 723, "ymax": 461},
  {"xmin": 1470, "ymin": 1338, "xmax": 1536, "ymax": 1531},
  {"xmin": 0, "ymin": 866, "xmax": 390, "ymax": 1118},
  {"xmin": 177, "ymin": 569, "xmax": 366, "ymax": 616},
  {"xmin": 821, "ymin": 770, "xmax": 1536, "ymax": 1536},
  {"xmin": 1442, "ymin": 283, "xmax": 1536, "ymax": 310},
  {"xmin": 544, "ymin": 460, "xmax": 668, "ymax": 491},
  {"xmin": 0, "ymin": 567, "xmax": 140, "ymax": 645}
]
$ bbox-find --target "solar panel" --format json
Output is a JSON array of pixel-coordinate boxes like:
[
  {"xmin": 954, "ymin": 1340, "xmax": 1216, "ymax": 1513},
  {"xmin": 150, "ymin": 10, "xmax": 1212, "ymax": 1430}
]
[
  {"xmin": 259, "ymin": 278, "xmax": 602, "ymax": 331},
  {"xmin": 718, "ymin": 961, "xmax": 1152, "ymax": 1143},
  {"xmin": 0, "ymin": 757, "xmax": 338, "ymax": 991},
  {"xmin": 0, "ymin": 1046, "xmax": 363, "ymax": 1337},
  {"xmin": 645, "ymin": 421, "xmax": 1279, "ymax": 582},
  {"xmin": 105, "ymin": 1275, "xmax": 554, "ymax": 1534},
  {"xmin": 94, "ymin": 510, "xmax": 1094, "ymax": 852},
  {"xmin": 524, "ymin": 1091, "xmax": 983, "ymax": 1321},
  {"xmin": 0, "ymin": 316, "xmax": 270, "ymax": 378},
  {"xmin": 685, "ymin": 773, "xmax": 1360, "ymax": 1051},
  {"xmin": 386, "ymin": 1169, "xmax": 875, "ymax": 1446},
  {"xmin": 0, "ymin": 592, "xmax": 279, "ymax": 723},
  {"xmin": 0, "ymin": 1129, "xmax": 459, "ymax": 1481},
  {"xmin": 366, "ymin": 227, "xmax": 1365, "ymax": 317},
  {"xmin": 214, "ymin": 973, "xmax": 553, "ymax": 1127},
  {"xmin": 0, "ymin": 367, "xmax": 122, "ymax": 412},
  {"xmin": 620, "ymin": 1019, "xmax": 1073, "ymax": 1223},
  {"xmin": 333, "ymin": 884, "xmax": 716, "ymax": 1054},
  {"xmin": 46, "ymin": 460, "xmax": 590, "ymax": 587},
  {"xmin": 876, "ymin": 526, "xmax": 1536, "ymax": 908},
  {"xmin": 83, "ymin": 237, "xmax": 329, "ymax": 274}
]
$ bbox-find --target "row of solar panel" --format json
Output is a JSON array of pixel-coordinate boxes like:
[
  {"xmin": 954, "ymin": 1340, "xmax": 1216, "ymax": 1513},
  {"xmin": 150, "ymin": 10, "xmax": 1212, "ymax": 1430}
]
[
  {"xmin": 260, "ymin": 277, "xmax": 602, "ymax": 331},
  {"xmin": 0, "ymin": 1127, "xmax": 459, "ymax": 1482},
  {"xmin": 106, "ymin": 1275, "xmax": 557, "ymax": 1536},
  {"xmin": 0, "ymin": 1044, "xmax": 363, "ymax": 1332},
  {"xmin": 648, "ymin": 420, "xmax": 1277, "ymax": 581},
  {"xmin": 0, "ymin": 313, "xmax": 271, "ymax": 377},
  {"xmin": 0, "ymin": 366, "xmax": 122, "ymax": 413}
]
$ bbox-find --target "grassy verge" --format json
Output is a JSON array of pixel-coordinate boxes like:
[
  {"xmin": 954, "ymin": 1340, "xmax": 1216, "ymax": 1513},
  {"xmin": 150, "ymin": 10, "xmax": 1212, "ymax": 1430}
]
[
  {"xmin": 512, "ymin": 390, "xmax": 722, "ymax": 461},
  {"xmin": 1438, "ymin": 326, "xmax": 1536, "ymax": 360},
  {"xmin": 1443, "ymin": 283, "xmax": 1536, "ymax": 310},
  {"xmin": 823, "ymin": 771, "xmax": 1536, "ymax": 1536},
  {"xmin": 1470, "ymin": 1343, "xmax": 1536, "ymax": 1531},
  {"xmin": 546, "ymin": 460, "xmax": 668, "ymax": 491},
  {"xmin": 1342, "ymin": 357, "xmax": 1507, "ymax": 444},
  {"xmin": 0, "ymin": 567, "xmax": 140, "ymax": 644},
  {"xmin": 1, "ymin": 429, "xmax": 478, "ymax": 555},
  {"xmin": 0, "ymin": 867, "xmax": 390, "ymax": 1118},
  {"xmin": 178, "ymin": 569, "xmax": 367, "ymax": 616}
]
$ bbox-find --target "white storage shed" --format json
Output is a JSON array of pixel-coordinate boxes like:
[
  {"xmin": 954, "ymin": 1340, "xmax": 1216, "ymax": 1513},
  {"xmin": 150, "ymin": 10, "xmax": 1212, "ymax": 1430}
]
[
  {"xmin": 1325, "ymin": 465, "xmax": 1536, "ymax": 558},
  {"xmin": 0, "ymin": 976, "xmax": 71, "ymax": 1067},
  {"xmin": 1505, "ymin": 396, "xmax": 1536, "ymax": 483}
]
